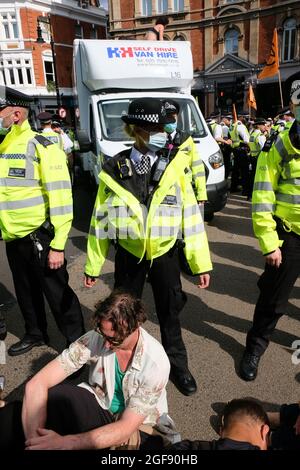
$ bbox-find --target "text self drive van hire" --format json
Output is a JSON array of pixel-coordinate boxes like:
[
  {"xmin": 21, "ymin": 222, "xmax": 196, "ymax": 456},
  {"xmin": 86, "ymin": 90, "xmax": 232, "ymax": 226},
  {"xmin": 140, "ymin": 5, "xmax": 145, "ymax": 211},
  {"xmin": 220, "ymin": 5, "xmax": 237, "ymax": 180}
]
[{"xmin": 73, "ymin": 40, "xmax": 228, "ymax": 220}]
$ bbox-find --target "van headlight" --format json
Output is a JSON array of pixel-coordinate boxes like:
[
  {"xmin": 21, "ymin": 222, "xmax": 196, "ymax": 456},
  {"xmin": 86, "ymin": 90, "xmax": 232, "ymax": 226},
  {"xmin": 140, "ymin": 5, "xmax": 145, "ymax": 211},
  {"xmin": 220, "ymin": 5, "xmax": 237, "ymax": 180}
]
[{"xmin": 208, "ymin": 150, "xmax": 224, "ymax": 169}]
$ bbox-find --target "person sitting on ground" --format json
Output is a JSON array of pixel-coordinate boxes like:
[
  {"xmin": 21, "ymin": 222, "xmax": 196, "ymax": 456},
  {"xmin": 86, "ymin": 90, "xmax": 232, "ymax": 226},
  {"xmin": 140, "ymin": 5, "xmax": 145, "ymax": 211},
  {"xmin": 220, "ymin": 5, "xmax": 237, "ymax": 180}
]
[
  {"xmin": 168, "ymin": 398, "xmax": 270, "ymax": 450},
  {"xmin": 0, "ymin": 290, "xmax": 179, "ymax": 450},
  {"xmin": 145, "ymin": 16, "xmax": 169, "ymax": 41}
]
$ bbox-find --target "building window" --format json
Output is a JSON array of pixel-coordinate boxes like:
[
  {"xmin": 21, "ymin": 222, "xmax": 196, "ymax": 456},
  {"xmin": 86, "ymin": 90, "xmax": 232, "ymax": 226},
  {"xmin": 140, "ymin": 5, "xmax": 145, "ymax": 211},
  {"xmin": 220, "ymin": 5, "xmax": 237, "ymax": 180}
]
[
  {"xmin": 224, "ymin": 28, "xmax": 239, "ymax": 55},
  {"xmin": 0, "ymin": 12, "xmax": 19, "ymax": 39},
  {"xmin": 174, "ymin": 33, "xmax": 185, "ymax": 41},
  {"xmin": 173, "ymin": 0, "xmax": 184, "ymax": 11},
  {"xmin": 90, "ymin": 26, "xmax": 98, "ymax": 39},
  {"xmin": 282, "ymin": 17, "xmax": 297, "ymax": 62},
  {"xmin": 0, "ymin": 56, "xmax": 33, "ymax": 86},
  {"xmin": 142, "ymin": 0, "xmax": 152, "ymax": 16},
  {"xmin": 39, "ymin": 20, "xmax": 51, "ymax": 43},
  {"xmin": 75, "ymin": 24, "xmax": 83, "ymax": 38},
  {"xmin": 44, "ymin": 59, "xmax": 55, "ymax": 86},
  {"xmin": 157, "ymin": 0, "xmax": 168, "ymax": 13}
]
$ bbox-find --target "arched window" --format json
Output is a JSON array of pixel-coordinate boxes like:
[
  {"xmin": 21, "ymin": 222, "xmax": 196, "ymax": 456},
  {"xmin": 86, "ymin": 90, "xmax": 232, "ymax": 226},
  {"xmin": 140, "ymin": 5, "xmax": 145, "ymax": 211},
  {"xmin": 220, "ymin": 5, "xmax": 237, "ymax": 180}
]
[
  {"xmin": 282, "ymin": 17, "xmax": 297, "ymax": 62},
  {"xmin": 224, "ymin": 28, "xmax": 239, "ymax": 55}
]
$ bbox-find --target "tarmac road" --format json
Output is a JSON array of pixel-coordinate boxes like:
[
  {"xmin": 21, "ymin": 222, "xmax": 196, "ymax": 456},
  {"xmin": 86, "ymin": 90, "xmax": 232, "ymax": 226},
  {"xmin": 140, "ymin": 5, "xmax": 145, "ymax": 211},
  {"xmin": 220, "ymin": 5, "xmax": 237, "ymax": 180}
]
[{"xmin": 0, "ymin": 179, "xmax": 299, "ymax": 442}]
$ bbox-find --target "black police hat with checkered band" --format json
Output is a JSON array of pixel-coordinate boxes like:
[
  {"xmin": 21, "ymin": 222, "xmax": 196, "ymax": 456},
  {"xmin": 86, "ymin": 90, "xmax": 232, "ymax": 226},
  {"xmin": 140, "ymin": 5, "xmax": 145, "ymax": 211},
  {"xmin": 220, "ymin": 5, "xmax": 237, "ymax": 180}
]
[
  {"xmin": 121, "ymin": 98, "xmax": 175, "ymax": 125},
  {"xmin": 0, "ymin": 85, "xmax": 33, "ymax": 109}
]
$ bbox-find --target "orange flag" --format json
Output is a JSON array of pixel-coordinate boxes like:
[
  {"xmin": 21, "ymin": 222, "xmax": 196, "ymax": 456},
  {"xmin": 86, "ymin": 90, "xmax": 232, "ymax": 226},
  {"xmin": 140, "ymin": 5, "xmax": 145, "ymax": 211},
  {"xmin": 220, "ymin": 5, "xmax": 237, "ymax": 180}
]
[
  {"xmin": 232, "ymin": 103, "xmax": 237, "ymax": 123},
  {"xmin": 258, "ymin": 29, "xmax": 279, "ymax": 80},
  {"xmin": 247, "ymin": 84, "xmax": 257, "ymax": 110}
]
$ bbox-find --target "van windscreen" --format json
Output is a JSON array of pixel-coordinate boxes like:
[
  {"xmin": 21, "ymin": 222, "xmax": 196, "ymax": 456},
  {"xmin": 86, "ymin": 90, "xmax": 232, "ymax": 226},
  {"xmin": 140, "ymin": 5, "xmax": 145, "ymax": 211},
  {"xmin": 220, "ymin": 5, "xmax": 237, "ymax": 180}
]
[{"xmin": 98, "ymin": 98, "xmax": 206, "ymax": 142}]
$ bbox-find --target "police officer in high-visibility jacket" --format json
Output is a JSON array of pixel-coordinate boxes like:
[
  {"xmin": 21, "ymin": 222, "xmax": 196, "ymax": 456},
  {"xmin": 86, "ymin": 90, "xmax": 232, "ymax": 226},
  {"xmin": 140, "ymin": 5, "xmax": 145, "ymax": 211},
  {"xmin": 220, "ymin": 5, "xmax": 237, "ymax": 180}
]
[
  {"xmin": 162, "ymin": 99, "xmax": 207, "ymax": 204},
  {"xmin": 37, "ymin": 111, "xmax": 64, "ymax": 150},
  {"xmin": 239, "ymin": 80, "xmax": 300, "ymax": 381},
  {"xmin": 247, "ymin": 118, "xmax": 266, "ymax": 200},
  {"xmin": 84, "ymin": 98, "xmax": 212, "ymax": 396},
  {"xmin": 0, "ymin": 86, "xmax": 84, "ymax": 356}
]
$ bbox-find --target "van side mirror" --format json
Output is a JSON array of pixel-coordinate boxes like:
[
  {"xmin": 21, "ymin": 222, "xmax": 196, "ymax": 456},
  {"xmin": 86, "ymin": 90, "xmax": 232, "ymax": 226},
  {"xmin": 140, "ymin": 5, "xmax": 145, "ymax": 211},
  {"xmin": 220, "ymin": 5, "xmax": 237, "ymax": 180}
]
[{"xmin": 77, "ymin": 130, "xmax": 92, "ymax": 152}]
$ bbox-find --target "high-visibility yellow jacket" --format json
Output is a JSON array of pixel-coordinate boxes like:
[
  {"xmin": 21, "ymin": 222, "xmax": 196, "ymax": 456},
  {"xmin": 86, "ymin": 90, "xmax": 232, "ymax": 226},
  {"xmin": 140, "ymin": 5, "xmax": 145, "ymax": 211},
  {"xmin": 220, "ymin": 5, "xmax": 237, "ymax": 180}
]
[
  {"xmin": 0, "ymin": 120, "xmax": 73, "ymax": 250},
  {"xmin": 42, "ymin": 128, "xmax": 64, "ymax": 150},
  {"xmin": 178, "ymin": 135, "xmax": 207, "ymax": 202},
  {"xmin": 284, "ymin": 120, "xmax": 294, "ymax": 130},
  {"xmin": 230, "ymin": 122, "xmax": 249, "ymax": 148},
  {"xmin": 249, "ymin": 129, "xmax": 263, "ymax": 158},
  {"xmin": 252, "ymin": 125, "xmax": 300, "ymax": 254},
  {"xmin": 85, "ymin": 147, "xmax": 212, "ymax": 277}
]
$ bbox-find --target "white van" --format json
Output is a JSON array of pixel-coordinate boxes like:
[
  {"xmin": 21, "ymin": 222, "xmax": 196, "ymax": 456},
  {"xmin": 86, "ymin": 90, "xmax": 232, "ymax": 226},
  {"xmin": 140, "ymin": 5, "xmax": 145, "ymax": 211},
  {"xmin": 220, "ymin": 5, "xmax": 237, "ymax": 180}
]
[{"xmin": 73, "ymin": 40, "xmax": 227, "ymax": 219}]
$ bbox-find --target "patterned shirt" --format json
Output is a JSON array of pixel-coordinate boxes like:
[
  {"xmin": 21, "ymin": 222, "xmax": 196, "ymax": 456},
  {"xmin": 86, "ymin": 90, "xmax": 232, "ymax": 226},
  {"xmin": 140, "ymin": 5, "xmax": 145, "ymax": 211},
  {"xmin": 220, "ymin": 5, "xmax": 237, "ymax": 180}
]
[{"xmin": 57, "ymin": 327, "xmax": 179, "ymax": 441}]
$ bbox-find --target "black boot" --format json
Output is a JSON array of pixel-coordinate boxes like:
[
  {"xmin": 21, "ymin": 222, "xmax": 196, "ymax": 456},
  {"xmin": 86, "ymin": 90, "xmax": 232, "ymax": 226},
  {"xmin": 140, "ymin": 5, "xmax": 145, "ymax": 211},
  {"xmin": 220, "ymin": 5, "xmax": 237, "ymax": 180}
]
[{"xmin": 239, "ymin": 350, "xmax": 261, "ymax": 381}]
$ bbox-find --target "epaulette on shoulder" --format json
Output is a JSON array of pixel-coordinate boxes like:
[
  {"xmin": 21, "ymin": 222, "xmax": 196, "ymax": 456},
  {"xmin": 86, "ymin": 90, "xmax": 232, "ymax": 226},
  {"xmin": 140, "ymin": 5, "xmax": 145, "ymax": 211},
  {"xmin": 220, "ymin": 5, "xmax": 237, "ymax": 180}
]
[
  {"xmin": 34, "ymin": 133, "xmax": 54, "ymax": 147},
  {"xmin": 262, "ymin": 132, "xmax": 279, "ymax": 152}
]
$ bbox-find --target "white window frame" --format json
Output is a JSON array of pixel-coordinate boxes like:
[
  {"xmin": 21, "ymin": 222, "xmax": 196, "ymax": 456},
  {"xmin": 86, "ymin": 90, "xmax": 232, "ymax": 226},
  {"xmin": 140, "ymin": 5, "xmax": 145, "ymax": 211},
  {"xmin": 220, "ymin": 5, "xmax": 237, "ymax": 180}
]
[
  {"xmin": 0, "ymin": 54, "xmax": 34, "ymax": 87},
  {"xmin": 42, "ymin": 51, "xmax": 55, "ymax": 87},
  {"xmin": 142, "ymin": 0, "xmax": 152, "ymax": 16},
  {"xmin": 0, "ymin": 11, "xmax": 19, "ymax": 40},
  {"xmin": 173, "ymin": 0, "xmax": 184, "ymax": 12},
  {"xmin": 282, "ymin": 17, "xmax": 297, "ymax": 62}
]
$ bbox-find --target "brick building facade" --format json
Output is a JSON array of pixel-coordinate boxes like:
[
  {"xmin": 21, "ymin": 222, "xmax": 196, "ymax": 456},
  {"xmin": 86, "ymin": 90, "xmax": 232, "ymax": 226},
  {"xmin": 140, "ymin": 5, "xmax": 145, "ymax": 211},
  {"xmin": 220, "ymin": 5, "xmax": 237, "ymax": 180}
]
[
  {"xmin": 108, "ymin": 0, "xmax": 300, "ymax": 116},
  {"xmin": 0, "ymin": 0, "xmax": 107, "ymax": 117}
]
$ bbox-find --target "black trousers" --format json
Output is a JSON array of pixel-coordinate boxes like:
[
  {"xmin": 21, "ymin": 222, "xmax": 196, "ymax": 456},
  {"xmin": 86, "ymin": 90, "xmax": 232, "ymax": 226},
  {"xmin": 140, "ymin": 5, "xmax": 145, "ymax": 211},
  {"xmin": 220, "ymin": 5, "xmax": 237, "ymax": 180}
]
[
  {"xmin": 271, "ymin": 404, "xmax": 300, "ymax": 450},
  {"xmin": 246, "ymin": 225, "xmax": 300, "ymax": 356},
  {"xmin": 6, "ymin": 228, "xmax": 85, "ymax": 344},
  {"xmin": 0, "ymin": 384, "xmax": 163, "ymax": 450},
  {"xmin": 231, "ymin": 147, "xmax": 250, "ymax": 193},
  {"xmin": 114, "ymin": 245, "xmax": 188, "ymax": 372}
]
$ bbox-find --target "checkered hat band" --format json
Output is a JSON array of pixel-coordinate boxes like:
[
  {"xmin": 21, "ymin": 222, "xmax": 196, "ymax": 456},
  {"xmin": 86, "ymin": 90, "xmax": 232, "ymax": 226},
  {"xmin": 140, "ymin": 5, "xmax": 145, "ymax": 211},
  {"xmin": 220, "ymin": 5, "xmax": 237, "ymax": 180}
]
[
  {"xmin": 128, "ymin": 114, "xmax": 159, "ymax": 123},
  {"xmin": 0, "ymin": 96, "xmax": 31, "ymax": 107}
]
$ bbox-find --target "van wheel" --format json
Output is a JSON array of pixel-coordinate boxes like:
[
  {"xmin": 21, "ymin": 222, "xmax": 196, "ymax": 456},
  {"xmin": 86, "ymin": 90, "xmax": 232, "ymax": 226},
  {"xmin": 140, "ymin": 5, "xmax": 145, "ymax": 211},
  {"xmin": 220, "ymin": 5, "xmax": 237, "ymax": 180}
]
[{"xmin": 204, "ymin": 212, "xmax": 214, "ymax": 222}]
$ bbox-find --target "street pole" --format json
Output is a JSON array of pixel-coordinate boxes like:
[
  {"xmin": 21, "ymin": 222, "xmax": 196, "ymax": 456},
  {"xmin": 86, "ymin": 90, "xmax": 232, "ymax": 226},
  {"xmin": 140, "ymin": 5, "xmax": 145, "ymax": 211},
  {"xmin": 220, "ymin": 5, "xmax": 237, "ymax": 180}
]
[
  {"xmin": 48, "ymin": 18, "xmax": 61, "ymax": 109},
  {"xmin": 50, "ymin": 34, "xmax": 61, "ymax": 108}
]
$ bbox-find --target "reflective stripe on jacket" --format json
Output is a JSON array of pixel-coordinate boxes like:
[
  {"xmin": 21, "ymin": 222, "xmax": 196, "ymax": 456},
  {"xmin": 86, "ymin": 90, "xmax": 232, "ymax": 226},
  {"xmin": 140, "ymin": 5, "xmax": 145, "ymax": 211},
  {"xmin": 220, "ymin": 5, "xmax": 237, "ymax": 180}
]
[
  {"xmin": 85, "ymin": 147, "xmax": 212, "ymax": 277},
  {"xmin": 0, "ymin": 120, "xmax": 73, "ymax": 250},
  {"xmin": 178, "ymin": 135, "xmax": 207, "ymax": 202},
  {"xmin": 252, "ymin": 126, "xmax": 300, "ymax": 254}
]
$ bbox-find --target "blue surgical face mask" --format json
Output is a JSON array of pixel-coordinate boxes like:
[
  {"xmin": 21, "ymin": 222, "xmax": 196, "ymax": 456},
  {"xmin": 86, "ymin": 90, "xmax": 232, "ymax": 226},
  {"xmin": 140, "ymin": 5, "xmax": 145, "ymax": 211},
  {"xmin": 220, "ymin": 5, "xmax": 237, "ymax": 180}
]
[
  {"xmin": 164, "ymin": 122, "xmax": 177, "ymax": 134},
  {"xmin": 146, "ymin": 131, "xmax": 167, "ymax": 151}
]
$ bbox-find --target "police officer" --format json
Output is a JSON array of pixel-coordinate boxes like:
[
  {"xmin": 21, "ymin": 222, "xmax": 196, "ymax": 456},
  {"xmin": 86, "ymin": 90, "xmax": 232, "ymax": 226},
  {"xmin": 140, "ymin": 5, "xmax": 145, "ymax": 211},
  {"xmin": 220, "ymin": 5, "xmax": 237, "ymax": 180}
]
[
  {"xmin": 84, "ymin": 98, "xmax": 212, "ymax": 396},
  {"xmin": 162, "ymin": 99, "xmax": 207, "ymax": 205},
  {"xmin": 239, "ymin": 80, "xmax": 300, "ymax": 381},
  {"xmin": 230, "ymin": 115, "xmax": 250, "ymax": 194},
  {"xmin": 0, "ymin": 86, "xmax": 85, "ymax": 356},
  {"xmin": 247, "ymin": 118, "xmax": 266, "ymax": 200},
  {"xmin": 37, "ymin": 111, "xmax": 64, "ymax": 149}
]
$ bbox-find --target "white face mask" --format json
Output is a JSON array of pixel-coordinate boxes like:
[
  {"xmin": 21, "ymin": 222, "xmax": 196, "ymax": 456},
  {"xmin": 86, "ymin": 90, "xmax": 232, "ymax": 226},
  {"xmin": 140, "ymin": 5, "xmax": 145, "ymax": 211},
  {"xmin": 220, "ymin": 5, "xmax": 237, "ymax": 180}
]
[{"xmin": 0, "ymin": 110, "xmax": 14, "ymax": 132}]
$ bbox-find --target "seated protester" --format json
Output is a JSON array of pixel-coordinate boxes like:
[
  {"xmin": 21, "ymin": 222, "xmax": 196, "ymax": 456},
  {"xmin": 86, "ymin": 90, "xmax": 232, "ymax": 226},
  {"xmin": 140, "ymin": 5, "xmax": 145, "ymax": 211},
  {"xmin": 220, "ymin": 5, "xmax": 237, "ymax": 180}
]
[
  {"xmin": 10, "ymin": 290, "xmax": 179, "ymax": 450},
  {"xmin": 268, "ymin": 402, "xmax": 300, "ymax": 450},
  {"xmin": 169, "ymin": 398, "xmax": 270, "ymax": 450}
]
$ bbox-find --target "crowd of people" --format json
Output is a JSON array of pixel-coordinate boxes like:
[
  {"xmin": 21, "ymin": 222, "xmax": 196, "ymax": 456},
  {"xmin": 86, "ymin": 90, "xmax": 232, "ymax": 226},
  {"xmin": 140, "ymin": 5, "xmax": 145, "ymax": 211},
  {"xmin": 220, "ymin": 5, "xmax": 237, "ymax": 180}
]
[{"xmin": 0, "ymin": 79, "xmax": 299, "ymax": 451}]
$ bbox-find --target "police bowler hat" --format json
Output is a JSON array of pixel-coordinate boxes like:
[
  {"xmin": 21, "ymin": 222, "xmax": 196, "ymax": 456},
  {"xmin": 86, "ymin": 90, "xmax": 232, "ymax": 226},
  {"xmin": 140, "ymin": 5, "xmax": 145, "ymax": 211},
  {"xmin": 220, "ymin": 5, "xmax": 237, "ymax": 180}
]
[
  {"xmin": 121, "ymin": 98, "xmax": 175, "ymax": 125},
  {"xmin": 37, "ymin": 111, "xmax": 53, "ymax": 123},
  {"xmin": 253, "ymin": 118, "xmax": 266, "ymax": 125},
  {"xmin": 0, "ymin": 85, "xmax": 33, "ymax": 109}
]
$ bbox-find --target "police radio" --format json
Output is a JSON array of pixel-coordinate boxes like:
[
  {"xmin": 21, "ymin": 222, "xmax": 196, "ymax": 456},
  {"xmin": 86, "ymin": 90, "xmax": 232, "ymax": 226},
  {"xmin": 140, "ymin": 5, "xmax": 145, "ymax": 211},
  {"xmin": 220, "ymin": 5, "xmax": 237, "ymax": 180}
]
[
  {"xmin": 262, "ymin": 132, "xmax": 278, "ymax": 152},
  {"xmin": 117, "ymin": 158, "xmax": 132, "ymax": 179},
  {"xmin": 152, "ymin": 155, "xmax": 169, "ymax": 183}
]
